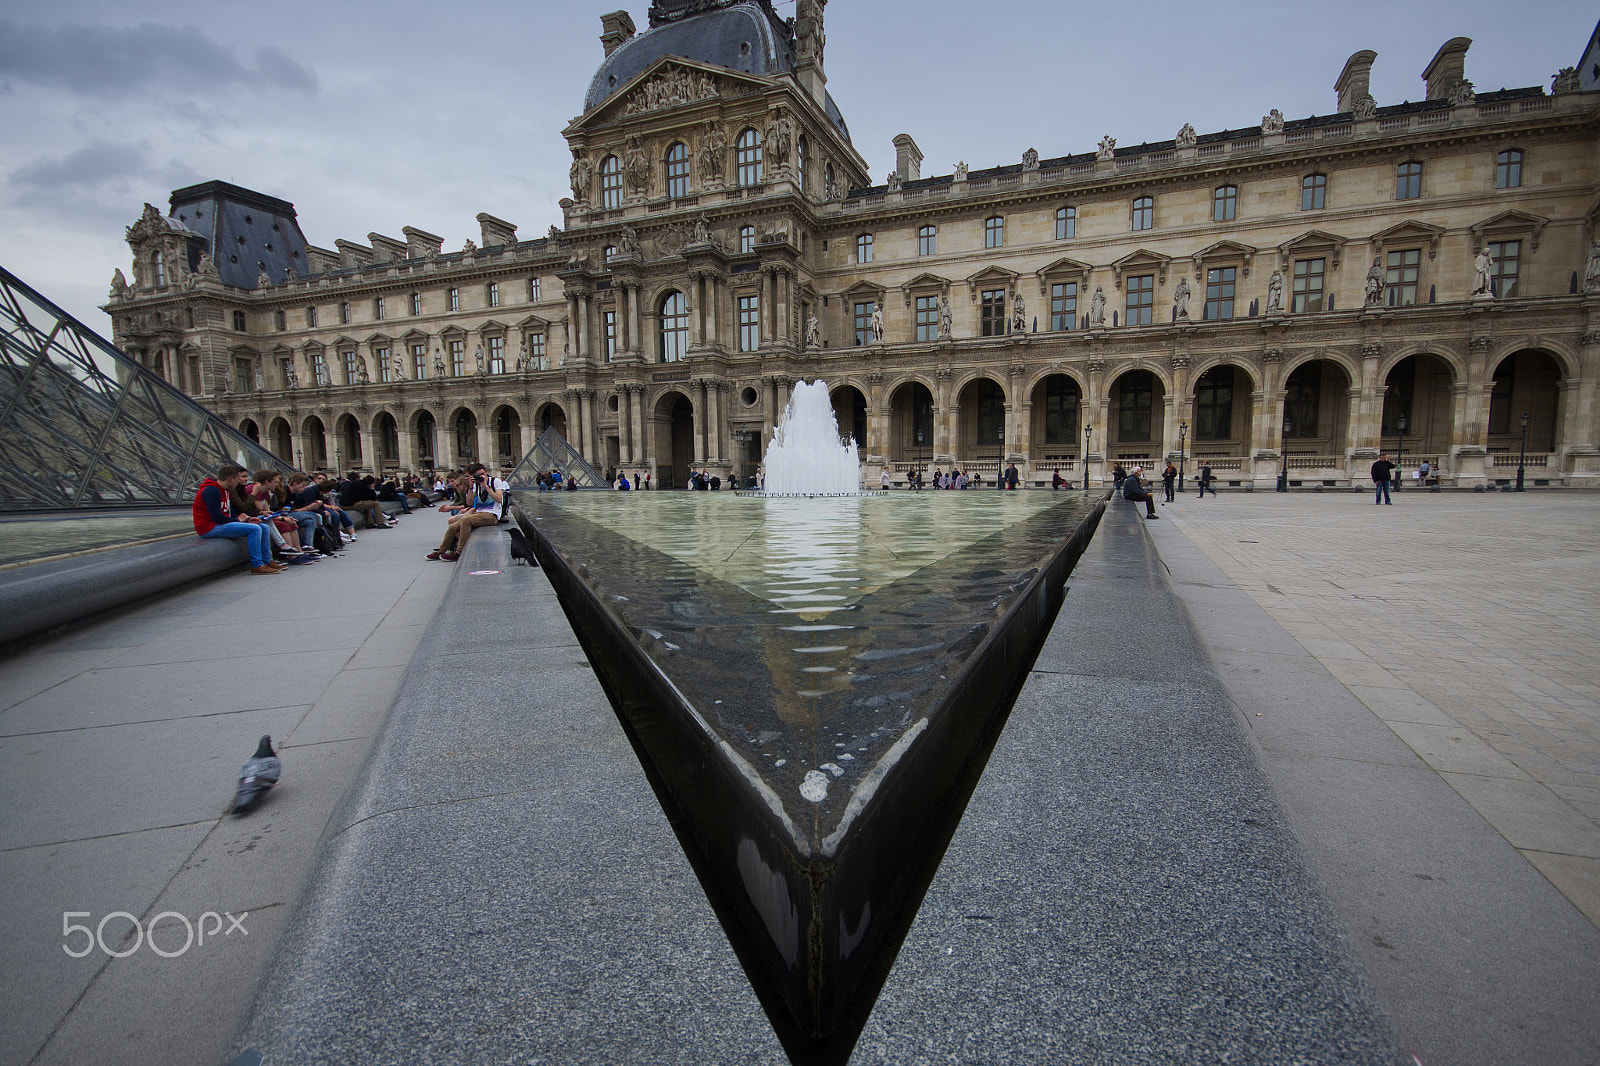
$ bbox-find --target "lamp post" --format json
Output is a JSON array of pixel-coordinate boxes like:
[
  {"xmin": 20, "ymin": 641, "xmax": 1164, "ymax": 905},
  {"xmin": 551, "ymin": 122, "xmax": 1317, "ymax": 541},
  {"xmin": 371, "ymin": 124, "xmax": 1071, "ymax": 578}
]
[
  {"xmin": 1516, "ymin": 410, "xmax": 1530, "ymax": 491},
  {"xmin": 1395, "ymin": 414, "xmax": 1407, "ymax": 493},
  {"xmin": 1178, "ymin": 420, "xmax": 1188, "ymax": 493},
  {"xmin": 1277, "ymin": 413, "xmax": 1292, "ymax": 492},
  {"xmin": 1083, "ymin": 423, "xmax": 1093, "ymax": 491}
]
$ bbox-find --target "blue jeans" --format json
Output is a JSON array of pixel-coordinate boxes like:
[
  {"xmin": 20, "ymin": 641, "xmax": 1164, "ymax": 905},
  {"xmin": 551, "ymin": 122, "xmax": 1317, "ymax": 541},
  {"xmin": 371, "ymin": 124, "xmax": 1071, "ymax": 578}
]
[
  {"xmin": 1375, "ymin": 479, "xmax": 1392, "ymax": 504},
  {"xmin": 202, "ymin": 522, "xmax": 270, "ymax": 567}
]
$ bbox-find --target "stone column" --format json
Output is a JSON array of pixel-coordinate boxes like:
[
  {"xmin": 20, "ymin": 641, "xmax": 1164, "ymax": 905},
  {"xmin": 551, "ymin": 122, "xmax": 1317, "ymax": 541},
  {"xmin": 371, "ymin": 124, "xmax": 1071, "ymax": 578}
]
[
  {"xmin": 710, "ymin": 382, "xmax": 726, "ymax": 464},
  {"xmin": 866, "ymin": 371, "xmax": 887, "ymax": 461},
  {"xmin": 631, "ymin": 284, "xmax": 645, "ymax": 357},
  {"xmin": 689, "ymin": 273, "xmax": 705, "ymax": 349},
  {"xmin": 934, "ymin": 368, "xmax": 953, "ymax": 461},
  {"xmin": 764, "ymin": 271, "xmax": 777, "ymax": 346},
  {"xmin": 567, "ymin": 390, "xmax": 584, "ymax": 462},
  {"xmin": 707, "ymin": 275, "xmax": 722, "ymax": 349},
  {"xmin": 1352, "ymin": 342, "xmax": 1385, "ymax": 454}
]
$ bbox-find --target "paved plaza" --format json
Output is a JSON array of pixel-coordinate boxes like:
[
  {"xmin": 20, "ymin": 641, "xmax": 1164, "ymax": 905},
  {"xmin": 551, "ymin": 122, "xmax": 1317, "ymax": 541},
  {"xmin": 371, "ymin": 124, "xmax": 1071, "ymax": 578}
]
[{"xmin": 1152, "ymin": 488, "xmax": 1600, "ymax": 927}]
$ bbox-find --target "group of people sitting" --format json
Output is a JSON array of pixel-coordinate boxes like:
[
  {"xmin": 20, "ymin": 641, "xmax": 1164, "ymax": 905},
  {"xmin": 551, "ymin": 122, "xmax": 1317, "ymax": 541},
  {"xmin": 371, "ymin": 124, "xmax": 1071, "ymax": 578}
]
[
  {"xmin": 529, "ymin": 469, "xmax": 576, "ymax": 491},
  {"xmin": 894, "ymin": 468, "xmax": 985, "ymax": 490},
  {"xmin": 192, "ymin": 465, "xmax": 409, "ymax": 574}
]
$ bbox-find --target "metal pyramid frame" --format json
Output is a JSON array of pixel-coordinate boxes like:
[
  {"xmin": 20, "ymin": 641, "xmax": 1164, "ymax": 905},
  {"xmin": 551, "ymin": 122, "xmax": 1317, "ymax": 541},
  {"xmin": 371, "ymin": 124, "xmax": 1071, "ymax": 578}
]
[
  {"xmin": 0, "ymin": 264, "xmax": 288, "ymax": 511},
  {"xmin": 506, "ymin": 425, "xmax": 607, "ymax": 489}
]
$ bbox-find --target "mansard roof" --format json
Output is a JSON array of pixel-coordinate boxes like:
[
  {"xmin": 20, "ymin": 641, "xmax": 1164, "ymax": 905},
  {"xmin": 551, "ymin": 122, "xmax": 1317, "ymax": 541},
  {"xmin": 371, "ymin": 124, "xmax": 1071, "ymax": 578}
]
[{"xmin": 168, "ymin": 181, "xmax": 312, "ymax": 291}]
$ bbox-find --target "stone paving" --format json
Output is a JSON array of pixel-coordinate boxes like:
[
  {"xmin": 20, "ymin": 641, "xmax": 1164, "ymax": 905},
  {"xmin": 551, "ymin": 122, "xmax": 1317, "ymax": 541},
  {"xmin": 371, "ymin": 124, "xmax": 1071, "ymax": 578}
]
[{"xmin": 1153, "ymin": 487, "xmax": 1600, "ymax": 927}]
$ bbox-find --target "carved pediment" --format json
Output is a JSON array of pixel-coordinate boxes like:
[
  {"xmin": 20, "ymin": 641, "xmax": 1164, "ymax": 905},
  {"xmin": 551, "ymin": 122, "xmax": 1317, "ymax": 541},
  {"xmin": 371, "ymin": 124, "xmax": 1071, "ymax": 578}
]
[
  {"xmin": 1109, "ymin": 249, "xmax": 1172, "ymax": 289},
  {"xmin": 1371, "ymin": 219, "xmax": 1445, "ymax": 260},
  {"xmin": 1470, "ymin": 209, "xmax": 1548, "ymax": 252},
  {"xmin": 1191, "ymin": 240, "xmax": 1258, "ymax": 278},
  {"xmin": 1035, "ymin": 257, "xmax": 1094, "ymax": 294},
  {"xmin": 364, "ymin": 332, "xmax": 393, "ymax": 346},
  {"xmin": 897, "ymin": 272, "xmax": 951, "ymax": 306},
  {"xmin": 479, "ymin": 319, "xmax": 508, "ymax": 333},
  {"xmin": 515, "ymin": 313, "xmax": 551, "ymax": 330},
  {"xmin": 1279, "ymin": 229, "xmax": 1349, "ymax": 270},
  {"xmin": 840, "ymin": 278, "xmax": 887, "ymax": 301},
  {"xmin": 569, "ymin": 56, "xmax": 767, "ymax": 130}
]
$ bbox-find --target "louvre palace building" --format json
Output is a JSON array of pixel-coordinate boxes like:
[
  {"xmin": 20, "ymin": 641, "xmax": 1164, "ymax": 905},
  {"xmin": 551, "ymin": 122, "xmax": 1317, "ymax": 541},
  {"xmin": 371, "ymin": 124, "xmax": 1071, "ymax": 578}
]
[{"xmin": 105, "ymin": 0, "xmax": 1600, "ymax": 490}]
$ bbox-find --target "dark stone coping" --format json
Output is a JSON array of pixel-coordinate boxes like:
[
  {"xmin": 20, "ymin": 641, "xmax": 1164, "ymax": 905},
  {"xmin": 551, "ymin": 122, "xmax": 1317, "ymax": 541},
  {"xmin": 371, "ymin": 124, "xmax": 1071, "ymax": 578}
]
[
  {"xmin": 0, "ymin": 535, "xmax": 248, "ymax": 648},
  {"xmin": 231, "ymin": 497, "xmax": 1397, "ymax": 1064}
]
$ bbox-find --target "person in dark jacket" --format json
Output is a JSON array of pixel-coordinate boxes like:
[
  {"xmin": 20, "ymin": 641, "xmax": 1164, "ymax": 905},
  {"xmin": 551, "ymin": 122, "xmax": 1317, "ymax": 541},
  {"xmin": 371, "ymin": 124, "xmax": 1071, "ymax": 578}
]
[
  {"xmin": 1112, "ymin": 463, "xmax": 1127, "ymax": 491},
  {"xmin": 1371, "ymin": 452, "xmax": 1396, "ymax": 505},
  {"xmin": 1161, "ymin": 462, "xmax": 1177, "ymax": 502},
  {"xmin": 1197, "ymin": 463, "xmax": 1216, "ymax": 498},
  {"xmin": 1121, "ymin": 465, "xmax": 1159, "ymax": 518}
]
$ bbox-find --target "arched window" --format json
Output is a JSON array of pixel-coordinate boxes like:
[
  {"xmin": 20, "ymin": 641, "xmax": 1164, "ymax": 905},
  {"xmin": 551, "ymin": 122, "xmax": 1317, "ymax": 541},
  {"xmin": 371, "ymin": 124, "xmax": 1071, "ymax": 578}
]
[
  {"xmin": 665, "ymin": 142, "xmax": 690, "ymax": 199},
  {"xmin": 739, "ymin": 225, "xmax": 755, "ymax": 254},
  {"xmin": 736, "ymin": 128, "xmax": 763, "ymax": 186},
  {"xmin": 454, "ymin": 410, "xmax": 477, "ymax": 461},
  {"xmin": 1131, "ymin": 197, "xmax": 1154, "ymax": 231},
  {"xmin": 1301, "ymin": 173, "xmax": 1327, "ymax": 210},
  {"xmin": 659, "ymin": 291, "xmax": 688, "ymax": 362},
  {"xmin": 600, "ymin": 155, "xmax": 622, "ymax": 208},
  {"xmin": 151, "ymin": 251, "xmax": 165, "ymax": 287},
  {"xmin": 1495, "ymin": 149, "xmax": 1523, "ymax": 189},
  {"xmin": 856, "ymin": 233, "xmax": 873, "ymax": 263},
  {"xmin": 797, "ymin": 134, "xmax": 810, "ymax": 193},
  {"xmin": 1212, "ymin": 184, "xmax": 1238, "ymax": 222},
  {"xmin": 984, "ymin": 216, "xmax": 1004, "ymax": 248},
  {"xmin": 1395, "ymin": 161, "xmax": 1423, "ymax": 200},
  {"xmin": 1055, "ymin": 206, "xmax": 1076, "ymax": 240}
]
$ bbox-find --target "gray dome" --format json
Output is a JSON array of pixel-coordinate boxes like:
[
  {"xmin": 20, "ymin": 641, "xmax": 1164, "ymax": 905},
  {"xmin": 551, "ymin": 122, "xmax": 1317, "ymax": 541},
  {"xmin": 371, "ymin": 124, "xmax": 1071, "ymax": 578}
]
[{"xmin": 584, "ymin": 2, "xmax": 850, "ymax": 143}]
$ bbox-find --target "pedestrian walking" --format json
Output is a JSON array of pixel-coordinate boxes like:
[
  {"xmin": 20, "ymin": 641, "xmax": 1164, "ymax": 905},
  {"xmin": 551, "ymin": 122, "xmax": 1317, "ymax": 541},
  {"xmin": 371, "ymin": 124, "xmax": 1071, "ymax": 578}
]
[
  {"xmin": 1161, "ymin": 462, "xmax": 1177, "ymax": 502},
  {"xmin": 1371, "ymin": 452, "xmax": 1395, "ymax": 505},
  {"xmin": 1197, "ymin": 464, "xmax": 1216, "ymax": 498}
]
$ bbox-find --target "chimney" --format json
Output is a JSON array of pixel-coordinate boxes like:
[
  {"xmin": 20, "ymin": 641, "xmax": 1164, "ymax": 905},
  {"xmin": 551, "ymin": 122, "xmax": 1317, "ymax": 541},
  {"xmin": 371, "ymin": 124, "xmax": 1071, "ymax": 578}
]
[
  {"xmin": 334, "ymin": 239, "xmax": 372, "ymax": 269},
  {"xmin": 599, "ymin": 11, "xmax": 636, "ymax": 57},
  {"xmin": 477, "ymin": 213, "xmax": 518, "ymax": 249},
  {"xmin": 1335, "ymin": 50, "xmax": 1377, "ymax": 113},
  {"xmin": 402, "ymin": 226, "xmax": 444, "ymax": 259},
  {"xmin": 1423, "ymin": 37, "xmax": 1472, "ymax": 101},
  {"xmin": 367, "ymin": 232, "xmax": 408, "ymax": 263},
  {"xmin": 893, "ymin": 134, "xmax": 923, "ymax": 183}
]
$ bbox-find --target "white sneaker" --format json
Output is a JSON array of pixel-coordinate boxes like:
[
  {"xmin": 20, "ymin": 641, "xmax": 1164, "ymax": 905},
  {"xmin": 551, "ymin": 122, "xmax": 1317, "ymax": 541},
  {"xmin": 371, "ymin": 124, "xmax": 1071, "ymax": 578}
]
[{"xmin": 347, "ymin": 531, "xmax": 357, "ymax": 542}]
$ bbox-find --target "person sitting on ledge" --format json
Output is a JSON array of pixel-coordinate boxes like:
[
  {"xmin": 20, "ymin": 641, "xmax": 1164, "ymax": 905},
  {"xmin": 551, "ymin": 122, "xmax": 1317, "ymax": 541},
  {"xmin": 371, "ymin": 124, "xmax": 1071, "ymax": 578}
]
[
  {"xmin": 428, "ymin": 465, "xmax": 504, "ymax": 561},
  {"xmin": 193, "ymin": 463, "xmax": 280, "ymax": 574},
  {"xmin": 1121, "ymin": 465, "xmax": 1160, "ymax": 519}
]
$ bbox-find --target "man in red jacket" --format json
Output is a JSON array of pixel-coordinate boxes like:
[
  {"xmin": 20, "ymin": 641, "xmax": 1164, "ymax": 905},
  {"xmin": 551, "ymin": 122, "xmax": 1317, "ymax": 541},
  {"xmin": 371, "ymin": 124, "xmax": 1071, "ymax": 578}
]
[{"xmin": 194, "ymin": 464, "xmax": 280, "ymax": 574}]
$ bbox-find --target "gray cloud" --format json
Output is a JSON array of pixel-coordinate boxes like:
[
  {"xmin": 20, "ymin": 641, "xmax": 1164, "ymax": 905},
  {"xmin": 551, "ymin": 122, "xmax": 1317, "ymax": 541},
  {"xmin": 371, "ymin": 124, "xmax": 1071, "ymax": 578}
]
[
  {"xmin": 0, "ymin": 20, "xmax": 317, "ymax": 95},
  {"xmin": 7, "ymin": 140, "xmax": 201, "ymax": 217}
]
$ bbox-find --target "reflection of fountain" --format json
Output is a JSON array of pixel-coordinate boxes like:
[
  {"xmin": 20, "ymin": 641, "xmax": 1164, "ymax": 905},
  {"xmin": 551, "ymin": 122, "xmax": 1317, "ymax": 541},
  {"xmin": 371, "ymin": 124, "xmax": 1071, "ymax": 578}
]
[{"xmin": 762, "ymin": 380, "xmax": 860, "ymax": 495}]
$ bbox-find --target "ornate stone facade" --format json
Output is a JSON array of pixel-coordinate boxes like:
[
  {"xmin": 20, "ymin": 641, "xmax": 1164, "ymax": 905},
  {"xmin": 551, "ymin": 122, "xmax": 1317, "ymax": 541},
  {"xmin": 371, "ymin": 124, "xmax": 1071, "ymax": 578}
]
[{"xmin": 107, "ymin": 9, "xmax": 1600, "ymax": 489}]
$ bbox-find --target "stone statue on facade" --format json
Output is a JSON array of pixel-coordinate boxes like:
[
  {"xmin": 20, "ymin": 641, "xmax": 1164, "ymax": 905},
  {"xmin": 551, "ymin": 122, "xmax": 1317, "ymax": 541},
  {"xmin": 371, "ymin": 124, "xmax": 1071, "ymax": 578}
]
[
  {"xmin": 1012, "ymin": 291, "xmax": 1027, "ymax": 333},
  {"xmin": 356, "ymin": 353, "xmax": 370, "ymax": 384},
  {"xmin": 698, "ymin": 121, "xmax": 727, "ymax": 183},
  {"xmin": 1175, "ymin": 123, "xmax": 1197, "ymax": 149},
  {"xmin": 547, "ymin": 224, "xmax": 562, "ymax": 242},
  {"xmin": 1261, "ymin": 109, "xmax": 1285, "ymax": 134},
  {"xmin": 569, "ymin": 149, "xmax": 592, "ymax": 202},
  {"xmin": 1553, "ymin": 67, "xmax": 1580, "ymax": 94},
  {"xmin": 254, "ymin": 365, "xmax": 264, "ymax": 391},
  {"xmin": 1097, "ymin": 136, "xmax": 1116, "ymax": 161},
  {"xmin": 474, "ymin": 345, "xmax": 485, "ymax": 375},
  {"xmin": 1364, "ymin": 257, "xmax": 1386, "ymax": 306},
  {"xmin": 954, "ymin": 161, "xmax": 968, "ymax": 182},
  {"xmin": 1448, "ymin": 81, "xmax": 1476, "ymax": 106},
  {"xmin": 197, "ymin": 252, "xmax": 219, "ymax": 278},
  {"xmin": 939, "ymin": 295, "xmax": 953, "ymax": 340},
  {"xmin": 1584, "ymin": 239, "xmax": 1600, "ymax": 293},
  {"xmin": 765, "ymin": 109, "xmax": 793, "ymax": 172},
  {"xmin": 257, "ymin": 271, "xmax": 273, "ymax": 288},
  {"xmin": 692, "ymin": 213, "xmax": 712, "ymax": 245},
  {"xmin": 1022, "ymin": 147, "xmax": 1039, "ymax": 170},
  {"xmin": 515, "ymin": 343, "xmax": 526, "ymax": 372},
  {"xmin": 109, "ymin": 269, "xmax": 129, "ymax": 300},
  {"xmin": 617, "ymin": 224, "xmax": 641, "ymax": 257},
  {"xmin": 391, "ymin": 352, "xmax": 405, "ymax": 380},
  {"xmin": 805, "ymin": 314, "xmax": 821, "ymax": 350},
  {"xmin": 1265, "ymin": 269, "xmax": 1285, "ymax": 314},
  {"xmin": 433, "ymin": 349, "xmax": 446, "ymax": 378},
  {"xmin": 1473, "ymin": 249, "xmax": 1495, "ymax": 296},
  {"xmin": 624, "ymin": 136, "xmax": 651, "ymax": 196},
  {"xmin": 1089, "ymin": 285, "xmax": 1107, "ymax": 327},
  {"xmin": 886, "ymin": 170, "xmax": 902, "ymax": 191},
  {"xmin": 870, "ymin": 304, "xmax": 884, "ymax": 344},
  {"xmin": 1173, "ymin": 276, "xmax": 1191, "ymax": 321},
  {"xmin": 1352, "ymin": 93, "xmax": 1377, "ymax": 120},
  {"xmin": 286, "ymin": 363, "xmax": 300, "ymax": 389}
]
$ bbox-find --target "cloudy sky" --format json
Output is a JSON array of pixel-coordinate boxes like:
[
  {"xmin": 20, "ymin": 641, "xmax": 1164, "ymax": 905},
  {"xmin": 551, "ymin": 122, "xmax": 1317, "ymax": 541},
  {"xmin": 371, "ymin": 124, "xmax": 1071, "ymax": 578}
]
[{"xmin": 2, "ymin": 0, "xmax": 1592, "ymax": 332}]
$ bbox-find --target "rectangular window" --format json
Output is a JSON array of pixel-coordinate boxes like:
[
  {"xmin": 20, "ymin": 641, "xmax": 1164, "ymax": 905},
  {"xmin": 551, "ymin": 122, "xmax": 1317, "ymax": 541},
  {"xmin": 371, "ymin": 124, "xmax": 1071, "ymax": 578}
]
[
  {"xmin": 342, "ymin": 350, "xmax": 357, "ymax": 384},
  {"xmin": 374, "ymin": 296, "xmax": 386, "ymax": 320},
  {"xmin": 1049, "ymin": 282, "xmax": 1077, "ymax": 331},
  {"xmin": 1396, "ymin": 162, "xmax": 1422, "ymax": 200},
  {"xmin": 1495, "ymin": 150, "xmax": 1523, "ymax": 190},
  {"xmin": 980, "ymin": 289, "xmax": 1006, "ymax": 337},
  {"xmin": 410, "ymin": 292, "xmax": 422, "ymax": 316},
  {"xmin": 856, "ymin": 234, "xmax": 873, "ymax": 263},
  {"xmin": 1056, "ymin": 206, "xmax": 1076, "ymax": 240},
  {"xmin": 306, "ymin": 306, "xmax": 317, "ymax": 327},
  {"xmin": 1213, "ymin": 185, "xmax": 1237, "ymax": 222},
  {"xmin": 1203, "ymin": 267, "xmax": 1236, "ymax": 321},
  {"xmin": 915, "ymin": 295, "xmax": 938, "ymax": 341},
  {"xmin": 528, "ymin": 277, "xmax": 541, "ymax": 302},
  {"xmin": 984, "ymin": 217, "xmax": 1004, "ymax": 248},
  {"xmin": 528, "ymin": 333, "xmax": 547, "ymax": 369},
  {"xmin": 854, "ymin": 301, "xmax": 876, "ymax": 346},
  {"xmin": 1292, "ymin": 258, "xmax": 1326, "ymax": 313},
  {"xmin": 603, "ymin": 309, "xmax": 617, "ymax": 362},
  {"xmin": 918, "ymin": 226, "xmax": 936, "ymax": 256},
  {"xmin": 488, "ymin": 336, "xmax": 505, "ymax": 373},
  {"xmin": 1125, "ymin": 274, "xmax": 1154, "ymax": 326},
  {"xmin": 738, "ymin": 295, "xmax": 760, "ymax": 351},
  {"xmin": 1488, "ymin": 240, "xmax": 1521, "ymax": 298},
  {"xmin": 448, "ymin": 287, "xmax": 460, "ymax": 312},
  {"xmin": 376, "ymin": 347, "xmax": 391, "ymax": 382},
  {"xmin": 1131, "ymin": 198, "xmax": 1154, "ymax": 231},
  {"xmin": 339, "ymin": 302, "xmax": 351, "ymax": 325},
  {"xmin": 449, "ymin": 339, "xmax": 464, "ymax": 376},
  {"xmin": 312, "ymin": 351, "xmax": 329, "ymax": 386},
  {"xmin": 234, "ymin": 358, "xmax": 253, "ymax": 394},
  {"xmin": 1385, "ymin": 249, "xmax": 1420, "ymax": 306},
  {"xmin": 487, "ymin": 282, "xmax": 500, "ymax": 308},
  {"xmin": 274, "ymin": 310, "xmax": 286, "ymax": 331},
  {"xmin": 1302, "ymin": 173, "xmax": 1326, "ymax": 210},
  {"xmin": 412, "ymin": 343, "xmax": 428, "ymax": 379}
]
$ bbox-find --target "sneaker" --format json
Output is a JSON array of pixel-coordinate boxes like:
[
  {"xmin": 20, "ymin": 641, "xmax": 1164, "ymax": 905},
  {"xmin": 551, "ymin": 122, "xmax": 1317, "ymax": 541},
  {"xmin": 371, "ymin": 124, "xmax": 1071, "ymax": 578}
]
[
  {"xmin": 346, "ymin": 531, "xmax": 358, "ymax": 542},
  {"xmin": 285, "ymin": 554, "xmax": 316, "ymax": 565},
  {"xmin": 426, "ymin": 550, "xmax": 444, "ymax": 560},
  {"xmin": 250, "ymin": 565, "xmax": 279, "ymax": 575},
  {"xmin": 439, "ymin": 550, "xmax": 459, "ymax": 561},
  {"xmin": 1145, "ymin": 514, "xmax": 1160, "ymax": 519}
]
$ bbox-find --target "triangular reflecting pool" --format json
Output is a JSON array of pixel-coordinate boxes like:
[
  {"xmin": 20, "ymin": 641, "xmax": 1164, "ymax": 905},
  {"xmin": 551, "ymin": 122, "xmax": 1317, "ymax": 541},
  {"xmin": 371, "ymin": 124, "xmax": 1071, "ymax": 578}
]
[{"xmin": 515, "ymin": 490, "xmax": 1105, "ymax": 1065}]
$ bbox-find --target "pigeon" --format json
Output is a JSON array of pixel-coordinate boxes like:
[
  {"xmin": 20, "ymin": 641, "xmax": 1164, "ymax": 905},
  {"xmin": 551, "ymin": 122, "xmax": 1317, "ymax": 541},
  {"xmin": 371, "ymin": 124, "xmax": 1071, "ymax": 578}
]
[
  {"xmin": 506, "ymin": 527, "xmax": 539, "ymax": 567},
  {"xmin": 232, "ymin": 736, "xmax": 281, "ymax": 813}
]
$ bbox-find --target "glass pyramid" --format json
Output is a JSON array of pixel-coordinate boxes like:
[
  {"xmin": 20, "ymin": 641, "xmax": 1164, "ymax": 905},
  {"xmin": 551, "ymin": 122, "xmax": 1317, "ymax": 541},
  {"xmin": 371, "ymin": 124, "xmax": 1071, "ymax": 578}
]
[
  {"xmin": 0, "ymin": 264, "xmax": 287, "ymax": 511},
  {"xmin": 505, "ymin": 425, "xmax": 607, "ymax": 489}
]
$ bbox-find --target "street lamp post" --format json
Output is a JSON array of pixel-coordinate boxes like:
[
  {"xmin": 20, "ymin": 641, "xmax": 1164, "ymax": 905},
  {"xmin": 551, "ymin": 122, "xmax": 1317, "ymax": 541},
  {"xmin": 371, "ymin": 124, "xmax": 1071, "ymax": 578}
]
[
  {"xmin": 1083, "ymin": 424, "xmax": 1093, "ymax": 491},
  {"xmin": 1516, "ymin": 410, "xmax": 1530, "ymax": 491},
  {"xmin": 1396, "ymin": 414, "xmax": 1407, "ymax": 493},
  {"xmin": 1277, "ymin": 413, "xmax": 1292, "ymax": 492},
  {"xmin": 1178, "ymin": 420, "xmax": 1188, "ymax": 494}
]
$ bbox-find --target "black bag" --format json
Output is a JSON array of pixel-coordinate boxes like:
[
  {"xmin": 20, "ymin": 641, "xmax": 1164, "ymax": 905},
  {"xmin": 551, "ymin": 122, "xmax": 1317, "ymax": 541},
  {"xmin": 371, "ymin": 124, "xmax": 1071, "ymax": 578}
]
[{"xmin": 312, "ymin": 525, "xmax": 340, "ymax": 555}]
